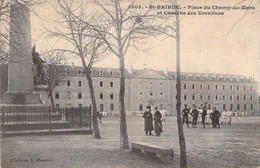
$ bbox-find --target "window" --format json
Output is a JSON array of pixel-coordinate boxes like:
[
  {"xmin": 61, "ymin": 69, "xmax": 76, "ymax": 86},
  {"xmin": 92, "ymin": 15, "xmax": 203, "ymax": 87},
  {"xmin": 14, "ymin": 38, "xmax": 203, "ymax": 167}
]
[
  {"xmin": 200, "ymin": 94, "xmax": 203, "ymax": 100},
  {"xmin": 139, "ymin": 82, "xmax": 142, "ymax": 87},
  {"xmin": 216, "ymin": 85, "xmax": 218, "ymax": 90},
  {"xmin": 230, "ymin": 85, "xmax": 233, "ymax": 90},
  {"xmin": 67, "ymin": 91, "xmax": 71, "ymax": 99},
  {"xmin": 230, "ymin": 104, "xmax": 233, "ymax": 111},
  {"xmin": 78, "ymin": 92, "xmax": 82, "ymax": 99},
  {"xmin": 250, "ymin": 86, "xmax": 253, "ymax": 91},
  {"xmin": 159, "ymin": 93, "xmax": 164, "ymax": 99},
  {"xmin": 78, "ymin": 104, "xmax": 82, "ymax": 108},
  {"xmin": 192, "ymin": 84, "xmax": 195, "ymax": 89},
  {"xmin": 109, "ymin": 71, "xmax": 113, "ymax": 76},
  {"xmin": 110, "ymin": 82, "xmax": 114, "ymax": 88},
  {"xmin": 184, "ymin": 84, "xmax": 187, "ymax": 89},
  {"xmin": 223, "ymin": 95, "xmax": 226, "ymax": 100},
  {"xmin": 237, "ymin": 95, "xmax": 240, "ymax": 100},
  {"xmin": 78, "ymin": 69, "xmax": 82, "ymax": 75},
  {"xmin": 78, "ymin": 81, "xmax": 81, "ymax": 87},
  {"xmin": 100, "ymin": 81, "xmax": 103, "ymax": 87},
  {"xmin": 208, "ymin": 85, "xmax": 211, "ymax": 90},
  {"xmin": 149, "ymin": 92, "xmax": 154, "ymax": 98},
  {"xmin": 223, "ymin": 85, "xmax": 225, "ymax": 90},
  {"xmin": 176, "ymin": 95, "xmax": 177, "ymax": 100},
  {"xmin": 160, "ymin": 83, "xmax": 162, "ymax": 88},
  {"xmin": 99, "ymin": 70, "xmax": 103, "ymax": 76},
  {"xmin": 150, "ymin": 83, "xmax": 153, "ymax": 88},
  {"xmin": 230, "ymin": 95, "xmax": 233, "ymax": 100},
  {"xmin": 110, "ymin": 93, "xmax": 114, "ymax": 100},
  {"xmin": 237, "ymin": 86, "xmax": 239, "ymax": 91},
  {"xmin": 110, "ymin": 104, "xmax": 114, "ymax": 111},
  {"xmin": 244, "ymin": 104, "xmax": 246, "ymax": 110},
  {"xmin": 55, "ymin": 104, "xmax": 60, "ymax": 108},
  {"xmin": 251, "ymin": 104, "xmax": 253, "ymax": 110},
  {"xmin": 250, "ymin": 95, "xmax": 253, "ymax": 100},
  {"xmin": 138, "ymin": 92, "xmax": 143, "ymax": 99},
  {"xmin": 192, "ymin": 94, "xmax": 195, "ymax": 100},
  {"xmin": 244, "ymin": 86, "xmax": 246, "ymax": 91},
  {"xmin": 237, "ymin": 104, "xmax": 240, "ymax": 110},
  {"xmin": 216, "ymin": 94, "xmax": 218, "ymax": 100},
  {"xmin": 184, "ymin": 95, "xmax": 187, "ymax": 100},
  {"xmin": 208, "ymin": 95, "xmax": 211, "ymax": 100},
  {"xmin": 67, "ymin": 68, "xmax": 71, "ymax": 74},
  {"xmin": 200, "ymin": 85, "xmax": 203, "ymax": 90},
  {"xmin": 139, "ymin": 104, "xmax": 143, "ymax": 111},
  {"xmin": 55, "ymin": 80, "xmax": 60, "ymax": 86},
  {"xmin": 100, "ymin": 92, "xmax": 104, "ymax": 99},
  {"xmin": 100, "ymin": 104, "xmax": 104, "ymax": 112},
  {"xmin": 208, "ymin": 104, "xmax": 211, "ymax": 109},
  {"xmin": 223, "ymin": 104, "xmax": 226, "ymax": 110},
  {"xmin": 55, "ymin": 93, "xmax": 59, "ymax": 99},
  {"xmin": 67, "ymin": 80, "xmax": 70, "ymax": 86}
]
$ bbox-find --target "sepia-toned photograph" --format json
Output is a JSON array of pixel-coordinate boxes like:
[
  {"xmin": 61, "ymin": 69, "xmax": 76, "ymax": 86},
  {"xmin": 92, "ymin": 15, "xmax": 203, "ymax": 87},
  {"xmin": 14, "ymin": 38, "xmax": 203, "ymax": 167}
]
[{"xmin": 0, "ymin": 0, "xmax": 259, "ymax": 167}]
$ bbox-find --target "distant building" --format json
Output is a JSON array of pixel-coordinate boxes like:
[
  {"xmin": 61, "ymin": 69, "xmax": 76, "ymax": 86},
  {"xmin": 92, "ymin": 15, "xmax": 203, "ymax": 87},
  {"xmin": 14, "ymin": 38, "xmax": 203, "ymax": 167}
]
[{"xmin": 0, "ymin": 64, "xmax": 258, "ymax": 115}]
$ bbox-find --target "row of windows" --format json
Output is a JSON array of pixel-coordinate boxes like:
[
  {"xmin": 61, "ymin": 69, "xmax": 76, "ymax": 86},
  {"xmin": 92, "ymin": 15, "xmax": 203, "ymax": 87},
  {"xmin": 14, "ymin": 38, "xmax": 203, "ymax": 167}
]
[
  {"xmin": 181, "ymin": 94, "xmax": 254, "ymax": 101},
  {"xmin": 184, "ymin": 104, "xmax": 254, "ymax": 111},
  {"xmin": 67, "ymin": 80, "xmax": 82, "ymax": 87},
  {"xmin": 139, "ymin": 82, "xmax": 163, "ymax": 88},
  {"xmin": 67, "ymin": 69, "xmax": 115, "ymax": 76},
  {"xmin": 66, "ymin": 80, "xmax": 114, "ymax": 88},
  {"xmin": 181, "ymin": 84, "xmax": 253, "ymax": 91},
  {"xmin": 138, "ymin": 92, "xmax": 165, "ymax": 99},
  {"xmin": 138, "ymin": 104, "xmax": 165, "ymax": 111},
  {"xmin": 55, "ymin": 92, "xmax": 115, "ymax": 100}
]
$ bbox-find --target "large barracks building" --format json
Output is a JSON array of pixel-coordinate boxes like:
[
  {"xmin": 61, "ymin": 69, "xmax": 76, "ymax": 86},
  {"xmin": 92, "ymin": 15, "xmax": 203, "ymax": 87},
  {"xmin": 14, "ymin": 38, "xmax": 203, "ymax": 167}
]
[
  {"xmin": 45, "ymin": 65, "xmax": 258, "ymax": 115},
  {"xmin": 0, "ymin": 64, "xmax": 259, "ymax": 115}
]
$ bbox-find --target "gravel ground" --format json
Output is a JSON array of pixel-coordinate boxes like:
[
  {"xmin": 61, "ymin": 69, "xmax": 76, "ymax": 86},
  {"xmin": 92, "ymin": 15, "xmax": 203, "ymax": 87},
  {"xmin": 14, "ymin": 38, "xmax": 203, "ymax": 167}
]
[{"xmin": 1, "ymin": 116, "xmax": 260, "ymax": 168}]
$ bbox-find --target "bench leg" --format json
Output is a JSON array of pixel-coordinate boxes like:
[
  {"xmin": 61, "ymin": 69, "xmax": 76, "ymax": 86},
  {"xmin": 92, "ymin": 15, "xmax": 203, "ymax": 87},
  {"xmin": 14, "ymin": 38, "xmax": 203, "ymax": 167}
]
[
  {"xmin": 131, "ymin": 147, "xmax": 141, "ymax": 153},
  {"xmin": 159, "ymin": 154, "xmax": 174, "ymax": 163}
]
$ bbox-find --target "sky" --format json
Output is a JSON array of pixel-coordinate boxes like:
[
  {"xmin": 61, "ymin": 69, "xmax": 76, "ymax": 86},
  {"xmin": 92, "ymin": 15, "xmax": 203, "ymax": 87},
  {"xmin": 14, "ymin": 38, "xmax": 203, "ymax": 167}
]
[{"xmin": 29, "ymin": 0, "xmax": 260, "ymax": 91}]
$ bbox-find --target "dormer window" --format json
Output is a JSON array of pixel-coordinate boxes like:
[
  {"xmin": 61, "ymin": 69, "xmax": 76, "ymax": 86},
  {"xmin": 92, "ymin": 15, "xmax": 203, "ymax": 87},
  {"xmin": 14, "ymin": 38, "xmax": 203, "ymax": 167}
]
[
  {"xmin": 78, "ymin": 69, "xmax": 82, "ymax": 75},
  {"xmin": 99, "ymin": 70, "xmax": 103, "ymax": 76}
]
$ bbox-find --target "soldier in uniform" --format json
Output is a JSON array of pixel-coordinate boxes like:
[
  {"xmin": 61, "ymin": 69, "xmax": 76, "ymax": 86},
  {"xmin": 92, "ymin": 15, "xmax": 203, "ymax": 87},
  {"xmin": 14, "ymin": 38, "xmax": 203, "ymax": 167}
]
[
  {"xmin": 191, "ymin": 106, "xmax": 199, "ymax": 128},
  {"xmin": 143, "ymin": 106, "xmax": 153, "ymax": 135},
  {"xmin": 154, "ymin": 107, "xmax": 163, "ymax": 136},
  {"xmin": 202, "ymin": 106, "xmax": 207, "ymax": 128},
  {"xmin": 182, "ymin": 104, "xmax": 190, "ymax": 127}
]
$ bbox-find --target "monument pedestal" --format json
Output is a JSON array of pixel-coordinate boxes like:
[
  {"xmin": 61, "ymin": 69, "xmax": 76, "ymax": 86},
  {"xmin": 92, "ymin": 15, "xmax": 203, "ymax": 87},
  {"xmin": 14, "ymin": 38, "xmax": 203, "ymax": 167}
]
[{"xmin": 4, "ymin": 91, "xmax": 44, "ymax": 105}]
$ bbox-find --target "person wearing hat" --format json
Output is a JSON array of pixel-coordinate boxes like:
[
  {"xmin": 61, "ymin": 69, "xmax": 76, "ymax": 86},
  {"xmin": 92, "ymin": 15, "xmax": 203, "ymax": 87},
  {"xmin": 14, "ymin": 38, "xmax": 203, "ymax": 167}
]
[
  {"xmin": 143, "ymin": 106, "xmax": 154, "ymax": 135},
  {"xmin": 212, "ymin": 107, "xmax": 221, "ymax": 128},
  {"xmin": 202, "ymin": 106, "xmax": 207, "ymax": 128},
  {"xmin": 182, "ymin": 104, "xmax": 190, "ymax": 127},
  {"xmin": 154, "ymin": 107, "xmax": 163, "ymax": 136},
  {"xmin": 191, "ymin": 106, "xmax": 199, "ymax": 128}
]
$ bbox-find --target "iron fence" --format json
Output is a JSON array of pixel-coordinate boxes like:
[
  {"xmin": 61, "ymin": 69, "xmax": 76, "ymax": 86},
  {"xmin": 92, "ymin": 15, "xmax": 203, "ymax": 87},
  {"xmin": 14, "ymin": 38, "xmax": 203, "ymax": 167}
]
[{"xmin": 0, "ymin": 106, "xmax": 91, "ymax": 133}]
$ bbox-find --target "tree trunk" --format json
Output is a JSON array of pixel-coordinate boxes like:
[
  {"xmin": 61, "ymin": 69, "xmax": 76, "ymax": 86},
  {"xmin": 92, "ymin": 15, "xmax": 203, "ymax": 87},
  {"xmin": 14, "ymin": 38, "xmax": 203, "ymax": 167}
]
[
  {"xmin": 50, "ymin": 91, "xmax": 55, "ymax": 110},
  {"xmin": 81, "ymin": 57, "xmax": 101, "ymax": 139},
  {"xmin": 175, "ymin": 4, "xmax": 187, "ymax": 168},
  {"xmin": 119, "ymin": 55, "xmax": 129, "ymax": 149}
]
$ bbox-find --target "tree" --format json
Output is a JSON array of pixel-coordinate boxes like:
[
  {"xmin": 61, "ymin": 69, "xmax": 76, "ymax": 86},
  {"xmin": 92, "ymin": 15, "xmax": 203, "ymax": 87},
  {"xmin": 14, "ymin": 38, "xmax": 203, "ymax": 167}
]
[
  {"xmin": 78, "ymin": 0, "xmax": 161, "ymax": 149},
  {"xmin": 39, "ymin": 49, "xmax": 66, "ymax": 110},
  {"xmin": 44, "ymin": 0, "xmax": 110, "ymax": 139}
]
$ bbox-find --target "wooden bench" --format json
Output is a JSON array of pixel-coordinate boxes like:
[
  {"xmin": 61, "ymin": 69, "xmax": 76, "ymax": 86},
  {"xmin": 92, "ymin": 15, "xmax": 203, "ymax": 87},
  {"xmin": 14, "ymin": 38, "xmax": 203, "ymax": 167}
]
[{"xmin": 130, "ymin": 141, "xmax": 174, "ymax": 163}]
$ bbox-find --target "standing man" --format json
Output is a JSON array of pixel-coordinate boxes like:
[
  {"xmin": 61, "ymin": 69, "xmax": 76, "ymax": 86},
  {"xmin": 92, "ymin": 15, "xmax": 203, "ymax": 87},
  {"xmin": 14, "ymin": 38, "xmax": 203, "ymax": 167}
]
[
  {"xmin": 143, "ymin": 106, "xmax": 154, "ymax": 135},
  {"xmin": 191, "ymin": 106, "xmax": 199, "ymax": 128},
  {"xmin": 202, "ymin": 106, "xmax": 207, "ymax": 128},
  {"xmin": 154, "ymin": 107, "xmax": 163, "ymax": 136},
  {"xmin": 212, "ymin": 107, "xmax": 221, "ymax": 128},
  {"xmin": 182, "ymin": 104, "xmax": 190, "ymax": 127}
]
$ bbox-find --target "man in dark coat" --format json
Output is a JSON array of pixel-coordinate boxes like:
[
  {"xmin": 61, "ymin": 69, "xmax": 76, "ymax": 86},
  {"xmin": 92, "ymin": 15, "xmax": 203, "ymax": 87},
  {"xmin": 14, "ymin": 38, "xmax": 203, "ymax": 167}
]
[
  {"xmin": 212, "ymin": 107, "xmax": 221, "ymax": 128},
  {"xmin": 182, "ymin": 104, "xmax": 190, "ymax": 127},
  {"xmin": 191, "ymin": 106, "xmax": 199, "ymax": 128},
  {"xmin": 202, "ymin": 106, "xmax": 207, "ymax": 128},
  {"xmin": 154, "ymin": 107, "xmax": 163, "ymax": 136},
  {"xmin": 143, "ymin": 106, "xmax": 153, "ymax": 135}
]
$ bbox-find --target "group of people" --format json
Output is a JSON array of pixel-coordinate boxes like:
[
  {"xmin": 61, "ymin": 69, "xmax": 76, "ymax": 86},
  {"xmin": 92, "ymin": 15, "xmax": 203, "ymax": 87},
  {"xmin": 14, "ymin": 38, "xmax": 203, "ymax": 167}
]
[
  {"xmin": 143, "ymin": 106, "xmax": 163, "ymax": 136},
  {"xmin": 182, "ymin": 105, "xmax": 224, "ymax": 128}
]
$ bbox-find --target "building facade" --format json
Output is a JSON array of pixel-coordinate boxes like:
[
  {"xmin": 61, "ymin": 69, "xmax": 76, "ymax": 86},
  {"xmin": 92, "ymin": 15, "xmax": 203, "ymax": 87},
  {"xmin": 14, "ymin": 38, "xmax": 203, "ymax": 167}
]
[
  {"xmin": 49, "ymin": 66, "xmax": 259, "ymax": 115},
  {"xmin": 0, "ymin": 64, "xmax": 258, "ymax": 115}
]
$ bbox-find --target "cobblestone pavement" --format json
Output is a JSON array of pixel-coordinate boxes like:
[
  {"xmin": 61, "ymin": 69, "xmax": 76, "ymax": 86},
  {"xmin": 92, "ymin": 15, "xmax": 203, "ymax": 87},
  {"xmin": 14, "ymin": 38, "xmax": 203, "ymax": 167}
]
[{"xmin": 1, "ymin": 116, "xmax": 260, "ymax": 168}]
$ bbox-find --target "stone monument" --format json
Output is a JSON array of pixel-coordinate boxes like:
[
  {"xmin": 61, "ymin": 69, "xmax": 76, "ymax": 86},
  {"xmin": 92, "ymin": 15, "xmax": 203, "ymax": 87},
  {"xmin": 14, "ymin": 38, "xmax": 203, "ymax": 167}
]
[{"xmin": 3, "ymin": 2, "xmax": 45, "ymax": 105}]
